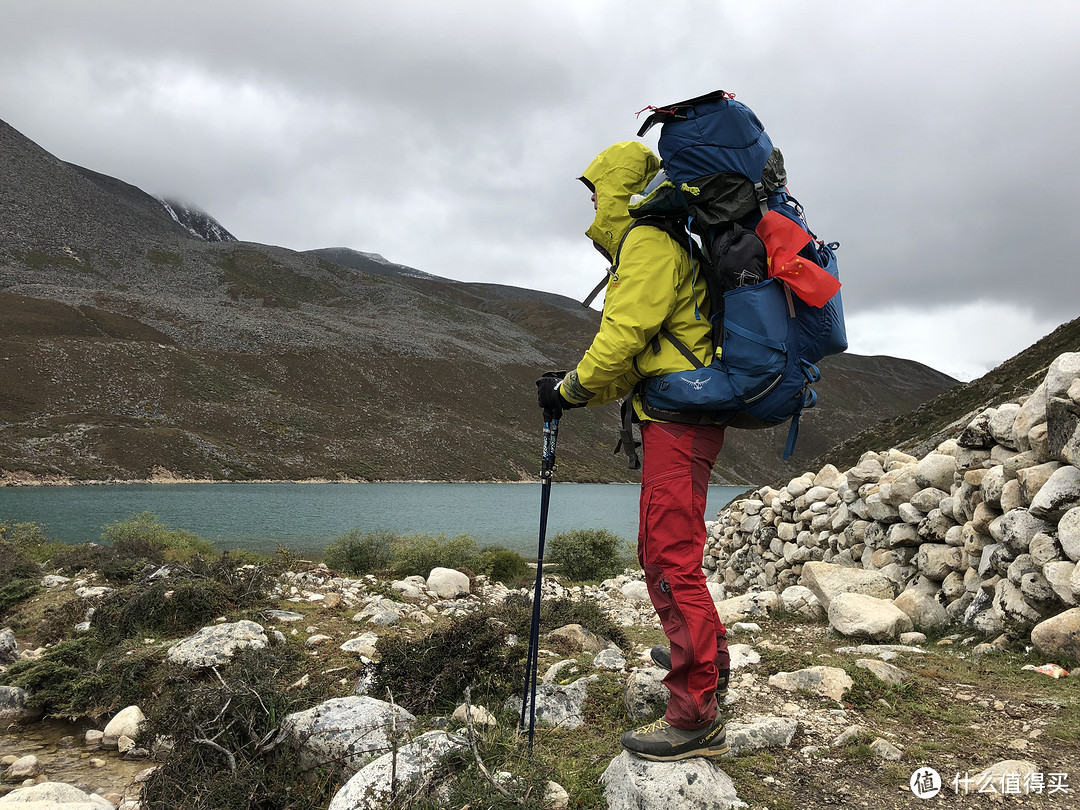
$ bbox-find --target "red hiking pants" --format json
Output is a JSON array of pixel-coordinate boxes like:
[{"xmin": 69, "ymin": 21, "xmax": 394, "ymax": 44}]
[{"xmin": 638, "ymin": 421, "xmax": 729, "ymax": 730}]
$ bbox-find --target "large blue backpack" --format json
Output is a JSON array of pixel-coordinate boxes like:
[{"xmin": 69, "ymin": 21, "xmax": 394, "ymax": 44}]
[{"xmin": 626, "ymin": 90, "xmax": 847, "ymax": 460}]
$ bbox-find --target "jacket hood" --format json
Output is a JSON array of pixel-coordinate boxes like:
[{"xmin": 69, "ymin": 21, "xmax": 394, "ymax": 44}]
[{"xmin": 580, "ymin": 141, "xmax": 661, "ymax": 261}]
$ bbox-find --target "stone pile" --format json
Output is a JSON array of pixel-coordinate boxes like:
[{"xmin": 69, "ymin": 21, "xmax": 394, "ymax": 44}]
[{"xmin": 704, "ymin": 352, "xmax": 1080, "ymax": 660}]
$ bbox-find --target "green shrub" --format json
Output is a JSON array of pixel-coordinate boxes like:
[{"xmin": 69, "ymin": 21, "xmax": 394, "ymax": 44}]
[
  {"xmin": 101, "ymin": 511, "xmax": 218, "ymax": 562},
  {"xmin": 0, "ymin": 579, "xmax": 40, "ymax": 615},
  {"xmin": 503, "ymin": 593, "xmax": 628, "ymax": 651},
  {"xmin": 0, "ymin": 521, "xmax": 64, "ymax": 563},
  {"xmin": 53, "ymin": 513, "xmax": 219, "ymax": 582},
  {"xmin": 138, "ymin": 645, "xmax": 337, "ymax": 810},
  {"xmin": 544, "ymin": 529, "xmax": 631, "ymax": 581},
  {"xmin": 474, "ymin": 546, "xmax": 531, "ymax": 585},
  {"xmin": 0, "ymin": 540, "xmax": 40, "ymax": 587},
  {"xmin": 373, "ymin": 608, "xmax": 519, "ymax": 715},
  {"xmin": 322, "ymin": 528, "xmax": 396, "ymax": 575},
  {"xmin": 389, "ymin": 532, "xmax": 480, "ymax": 577},
  {"xmin": 53, "ymin": 541, "xmax": 158, "ymax": 583},
  {"xmin": 91, "ymin": 580, "xmax": 229, "ymax": 644}
]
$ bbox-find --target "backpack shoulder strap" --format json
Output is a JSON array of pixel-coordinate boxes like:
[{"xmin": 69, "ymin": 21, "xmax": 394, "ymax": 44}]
[
  {"xmin": 657, "ymin": 326, "xmax": 706, "ymax": 369},
  {"xmin": 580, "ymin": 217, "xmax": 692, "ymax": 308}
]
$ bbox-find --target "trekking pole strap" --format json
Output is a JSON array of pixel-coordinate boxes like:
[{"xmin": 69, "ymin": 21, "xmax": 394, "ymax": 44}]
[{"xmin": 614, "ymin": 397, "xmax": 642, "ymax": 470}]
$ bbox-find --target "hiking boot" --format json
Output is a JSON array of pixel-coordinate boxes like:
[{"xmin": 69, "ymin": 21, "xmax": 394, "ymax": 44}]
[
  {"xmin": 649, "ymin": 645, "xmax": 730, "ymax": 699},
  {"xmin": 620, "ymin": 714, "xmax": 728, "ymax": 761}
]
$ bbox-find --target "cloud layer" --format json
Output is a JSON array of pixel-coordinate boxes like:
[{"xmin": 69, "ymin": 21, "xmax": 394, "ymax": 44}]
[{"xmin": 2, "ymin": 1, "xmax": 1078, "ymax": 380}]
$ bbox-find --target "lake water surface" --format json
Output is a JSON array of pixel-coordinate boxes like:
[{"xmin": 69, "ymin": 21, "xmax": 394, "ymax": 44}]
[{"xmin": 0, "ymin": 482, "xmax": 749, "ymax": 558}]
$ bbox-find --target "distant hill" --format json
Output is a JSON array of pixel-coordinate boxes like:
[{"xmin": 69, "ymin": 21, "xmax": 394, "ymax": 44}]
[
  {"xmin": 0, "ymin": 117, "xmax": 959, "ymax": 485},
  {"xmin": 813, "ymin": 314, "xmax": 1080, "ymax": 480}
]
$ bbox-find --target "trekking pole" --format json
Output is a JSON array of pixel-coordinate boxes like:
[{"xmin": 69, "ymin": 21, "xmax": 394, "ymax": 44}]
[{"xmin": 519, "ymin": 406, "xmax": 560, "ymax": 751}]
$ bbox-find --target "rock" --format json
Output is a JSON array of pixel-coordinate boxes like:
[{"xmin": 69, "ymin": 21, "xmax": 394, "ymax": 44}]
[
  {"xmin": 828, "ymin": 593, "xmax": 914, "ymax": 641},
  {"xmin": 75, "ymin": 586, "xmax": 113, "ymax": 599},
  {"xmin": 1029, "ymin": 466, "xmax": 1080, "ymax": 521},
  {"xmin": 779, "ymin": 585, "xmax": 824, "ymax": 618},
  {"xmin": 892, "ymin": 590, "xmax": 950, "ymax": 632},
  {"xmin": 915, "ymin": 454, "xmax": 957, "ymax": 492},
  {"xmin": 800, "ymin": 561, "xmax": 897, "ymax": 608},
  {"xmin": 327, "ymin": 731, "xmax": 467, "ymax": 810},
  {"xmin": 1030, "ymin": 609, "xmax": 1080, "ymax": 663},
  {"xmin": 391, "ymin": 577, "xmax": 427, "ymax": 599},
  {"xmin": 994, "ymin": 580, "xmax": 1046, "ymax": 638},
  {"xmin": 0, "ymin": 629, "xmax": 18, "ymax": 663},
  {"xmin": 281, "ymin": 696, "xmax": 417, "ymax": 774},
  {"xmin": 814, "ymin": 464, "xmax": 847, "ymax": 489},
  {"xmin": 768, "ymin": 665, "xmax": 853, "ymax": 702},
  {"xmin": 910, "ymin": 487, "xmax": 949, "ymax": 513},
  {"xmin": 1016, "ymin": 461, "xmax": 1063, "ymax": 502},
  {"xmin": 870, "ymin": 738, "xmax": 903, "ymax": 760},
  {"xmin": 340, "ymin": 632, "xmax": 379, "ymax": 657},
  {"xmin": 264, "ymin": 610, "xmax": 304, "ymax": 622},
  {"xmin": 506, "ymin": 675, "xmax": 598, "ymax": 729},
  {"xmin": 1046, "ymin": 352, "xmax": 1080, "ymax": 397},
  {"xmin": 5, "ymin": 754, "xmax": 44, "ymax": 779},
  {"xmin": 713, "ymin": 591, "xmax": 782, "ymax": 624},
  {"xmin": 1013, "ymin": 382, "xmax": 1048, "ymax": 451},
  {"xmin": 729, "ymin": 643, "xmax": 761, "ymax": 670},
  {"xmin": 621, "ymin": 581, "xmax": 651, "ymax": 602},
  {"xmin": 958, "ymin": 408, "xmax": 996, "ymax": 448},
  {"xmin": 916, "ymin": 543, "xmax": 963, "ymax": 581},
  {"xmin": 855, "ymin": 658, "xmax": 909, "ymax": 686},
  {"xmin": 0, "ymin": 781, "xmax": 114, "ymax": 807},
  {"xmin": 1060, "ymin": 507, "xmax": 1080, "ymax": 562},
  {"xmin": 847, "ymin": 456, "xmax": 884, "ymax": 487},
  {"xmin": 601, "ymin": 752, "xmax": 742, "ymax": 810},
  {"xmin": 0, "ymin": 685, "xmax": 39, "ymax": 726},
  {"xmin": 426, "ymin": 567, "xmax": 470, "ymax": 599},
  {"xmin": 624, "ymin": 668, "xmax": 668, "ymax": 720},
  {"xmin": 968, "ymin": 759, "xmax": 1042, "ymax": 795},
  {"xmin": 101, "ymin": 705, "xmax": 145, "ymax": 749},
  {"xmin": 166, "ymin": 620, "xmax": 268, "ymax": 668},
  {"xmin": 989, "ymin": 403, "xmax": 1022, "ymax": 447},
  {"xmin": 595, "ymin": 649, "xmax": 627, "ymax": 670},
  {"xmin": 725, "ymin": 715, "xmax": 798, "ymax": 754},
  {"xmin": 992, "ymin": 509, "xmax": 1056, "ymax": 555},
  {"xmin": 451, "ymin": 703, "xmax": 496, "ymax": 728},
  {"xmin": 1043, "ymin": 561, "xmax": 1078, "ymax": 606},
  {"xmin": 547, "ymin": 623, "xmax": 610, "ymax": 653},
  {"xmin": 353, "ymin": 597, "xmax": 405, "ymax": 627},
  {"xmin": 41, "ymin": 574, "xmax": 72, "ymax": 588}
]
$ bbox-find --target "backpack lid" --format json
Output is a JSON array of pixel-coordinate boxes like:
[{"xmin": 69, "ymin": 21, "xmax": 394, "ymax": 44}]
[{"xmin": 636, "ymin": 89, "xmax": 739, "ymax": 137}]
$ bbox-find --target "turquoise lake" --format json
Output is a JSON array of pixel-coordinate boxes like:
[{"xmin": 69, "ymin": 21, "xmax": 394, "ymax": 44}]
[{"xmin": 0, "ymin": 482, "xmax": 749, "ymax": 558}]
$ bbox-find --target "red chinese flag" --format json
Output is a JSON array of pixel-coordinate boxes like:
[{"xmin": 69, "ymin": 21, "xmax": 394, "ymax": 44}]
[{"xmin": 755, "ymin": 211, "xmax": 841, "ymax": 307}]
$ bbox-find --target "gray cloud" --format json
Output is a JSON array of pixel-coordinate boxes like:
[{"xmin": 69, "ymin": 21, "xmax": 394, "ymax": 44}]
[{"xmin": 2, "ymin": 1, "xmax": 1078, "ymax": 380}]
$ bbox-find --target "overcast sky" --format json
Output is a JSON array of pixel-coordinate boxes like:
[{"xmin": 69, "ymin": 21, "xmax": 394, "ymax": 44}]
[{"xmin": 2, "ymin": 1, "xmax": 1078, "ymax": 381}]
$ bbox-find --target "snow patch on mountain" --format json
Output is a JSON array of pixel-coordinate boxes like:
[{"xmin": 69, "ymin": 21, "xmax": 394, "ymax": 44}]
[{"xmin": 158, "ymin": 198, "xmax": 237, "ymax": 243}]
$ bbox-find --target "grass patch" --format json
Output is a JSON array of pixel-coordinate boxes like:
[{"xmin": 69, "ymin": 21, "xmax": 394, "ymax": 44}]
[{"xmin": 721, "ymin": 751, "xmax": 794, "ymax": 810}]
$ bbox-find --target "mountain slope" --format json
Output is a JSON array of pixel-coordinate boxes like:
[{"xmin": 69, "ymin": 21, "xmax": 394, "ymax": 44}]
[
  {"xmin": 812, "ymin": 313, "xmax": 1080, "ymax": 478},
  {"xmin": 0, "ymin": 118, "xmax": 958, "ymax": 484}
]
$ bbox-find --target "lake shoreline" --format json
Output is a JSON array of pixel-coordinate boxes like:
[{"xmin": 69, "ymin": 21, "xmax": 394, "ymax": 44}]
[{"xmin": 0, "ymin": 469, "xmax": 550, "ymax": 488}]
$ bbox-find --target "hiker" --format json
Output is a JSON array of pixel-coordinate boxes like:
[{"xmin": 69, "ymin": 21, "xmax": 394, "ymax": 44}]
[{"xmin": 535, "ymin": 140, "xmax": 730, "ymax": 761}]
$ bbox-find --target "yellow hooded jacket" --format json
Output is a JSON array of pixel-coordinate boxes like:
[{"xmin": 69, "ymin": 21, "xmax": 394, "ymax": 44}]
[{"xmin": 560, "ymin": 141, "xmax": 714, "ymax": 419}]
